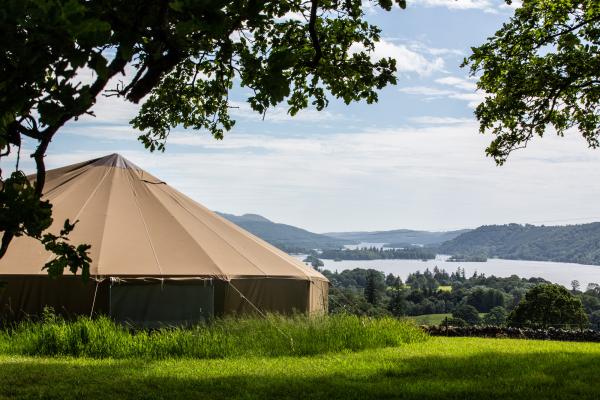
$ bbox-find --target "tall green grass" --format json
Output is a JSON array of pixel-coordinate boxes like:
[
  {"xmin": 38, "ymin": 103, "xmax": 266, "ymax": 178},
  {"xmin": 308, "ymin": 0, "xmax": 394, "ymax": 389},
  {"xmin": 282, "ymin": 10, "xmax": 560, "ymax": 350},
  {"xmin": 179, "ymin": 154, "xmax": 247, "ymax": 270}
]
[{"xmin": 0, "ymin": 313, "xmax": 427, "ymax": 359}]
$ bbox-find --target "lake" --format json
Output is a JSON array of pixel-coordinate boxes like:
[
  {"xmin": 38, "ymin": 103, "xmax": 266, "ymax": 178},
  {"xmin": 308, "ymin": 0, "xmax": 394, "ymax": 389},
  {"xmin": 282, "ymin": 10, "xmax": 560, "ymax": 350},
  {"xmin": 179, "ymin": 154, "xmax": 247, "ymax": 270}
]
[{"xmin": 294, "ymin": 254, "xmax": 600, "ymax": 289}]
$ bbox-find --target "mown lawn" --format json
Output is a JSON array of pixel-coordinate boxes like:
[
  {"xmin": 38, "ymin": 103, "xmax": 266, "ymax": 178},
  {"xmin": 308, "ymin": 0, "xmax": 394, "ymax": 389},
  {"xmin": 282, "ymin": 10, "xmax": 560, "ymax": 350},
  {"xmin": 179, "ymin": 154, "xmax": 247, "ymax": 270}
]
[{"xmin": 0, "ymin": 337, "xmax": 598, "ymax": 399}]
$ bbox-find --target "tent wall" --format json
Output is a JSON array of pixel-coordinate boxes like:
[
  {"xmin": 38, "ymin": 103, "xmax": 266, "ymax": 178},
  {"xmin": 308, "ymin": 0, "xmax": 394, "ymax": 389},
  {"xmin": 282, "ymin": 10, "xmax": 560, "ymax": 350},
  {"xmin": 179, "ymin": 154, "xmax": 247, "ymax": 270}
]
[
  {"xmin": 216, "ymin": 278, "xmax": 328, "ymax": 315},
  {"xmin": 0, "ymin": 276, "xmax": 329, "ymax": 323},
  {"xmin": 309, "ymin": 279, "xmax": 329, "ymax": 315},
  {"xmin": 0, "ymin": 276, "xmax": 109, "ymax": 321},
  {"xmin": 109, "ymin": 279, "xmax": 214, "ymax": 327}
]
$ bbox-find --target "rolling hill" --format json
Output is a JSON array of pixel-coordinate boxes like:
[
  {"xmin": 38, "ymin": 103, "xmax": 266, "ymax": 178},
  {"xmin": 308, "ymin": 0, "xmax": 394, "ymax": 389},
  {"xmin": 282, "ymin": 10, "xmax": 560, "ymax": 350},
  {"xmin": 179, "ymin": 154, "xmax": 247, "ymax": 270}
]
[
  {"xmin": 438, "ymin": 223, "xmax": 600, "ymax": 265},
  {"xmin": 217, "ymin": 212, "xmax": 347, "ymax": 251},
  {"xmin": 325, "ymin": 229, "xmax": 470, "ymax": 246}
]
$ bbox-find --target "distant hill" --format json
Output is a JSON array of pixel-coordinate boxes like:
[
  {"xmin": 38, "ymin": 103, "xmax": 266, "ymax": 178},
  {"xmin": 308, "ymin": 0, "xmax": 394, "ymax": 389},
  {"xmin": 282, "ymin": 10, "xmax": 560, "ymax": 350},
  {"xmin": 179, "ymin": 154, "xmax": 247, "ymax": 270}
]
[
  {"xmin": 438, "ymin": 223, "xmax": 600, "ymax": 266},
  {"xmin": 218, "ymin": 212, "xmax": 347, "ymax": 251},
  {"xmin": 325, "ymin": 229, "xmax": 470, "ymax": 246}
]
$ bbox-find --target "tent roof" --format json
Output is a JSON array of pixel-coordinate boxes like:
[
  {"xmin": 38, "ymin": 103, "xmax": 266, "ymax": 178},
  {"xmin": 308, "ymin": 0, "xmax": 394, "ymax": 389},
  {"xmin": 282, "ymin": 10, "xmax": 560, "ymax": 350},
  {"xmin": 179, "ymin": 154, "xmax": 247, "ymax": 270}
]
[{"xmin": 0, "ymin": 154, "xmax": 327, "ymax": 282}]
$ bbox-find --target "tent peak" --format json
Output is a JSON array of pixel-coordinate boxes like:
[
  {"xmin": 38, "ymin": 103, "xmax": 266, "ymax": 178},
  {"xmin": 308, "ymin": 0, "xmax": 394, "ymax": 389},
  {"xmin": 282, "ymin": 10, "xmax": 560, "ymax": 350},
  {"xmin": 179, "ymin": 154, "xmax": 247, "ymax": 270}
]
[{"xmin": 92, "ymin": 153, "xmax": 138, "ymax": 170}]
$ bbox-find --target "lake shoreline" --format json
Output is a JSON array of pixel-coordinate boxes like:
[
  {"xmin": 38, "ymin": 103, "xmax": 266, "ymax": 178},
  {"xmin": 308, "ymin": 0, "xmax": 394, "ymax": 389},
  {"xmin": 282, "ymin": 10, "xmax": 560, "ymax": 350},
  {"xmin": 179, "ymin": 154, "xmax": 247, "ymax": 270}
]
[{"xmin": 295, "ymin": 253, "xmax": 600, "ymax": 289}]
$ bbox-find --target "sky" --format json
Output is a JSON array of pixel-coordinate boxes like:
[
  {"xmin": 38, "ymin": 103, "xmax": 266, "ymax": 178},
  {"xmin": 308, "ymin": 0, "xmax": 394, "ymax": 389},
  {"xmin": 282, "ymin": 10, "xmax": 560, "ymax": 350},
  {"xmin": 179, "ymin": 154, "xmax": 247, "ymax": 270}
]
[{"xmin": 9, "ymin": 0, "xmax": 600, "ymax": 233}]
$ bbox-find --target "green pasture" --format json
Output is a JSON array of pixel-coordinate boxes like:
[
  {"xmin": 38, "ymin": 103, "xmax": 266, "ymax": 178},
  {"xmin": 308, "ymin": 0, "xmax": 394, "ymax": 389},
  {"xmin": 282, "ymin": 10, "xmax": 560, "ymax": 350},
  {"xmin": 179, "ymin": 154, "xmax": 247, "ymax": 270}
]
[
  {"xmin": 409, "ymin": 313, "xmax": 487, "ymax": 325},
  {"xmin": 0, "ymin": 337, "xmax": 598, "ymax": 399}
]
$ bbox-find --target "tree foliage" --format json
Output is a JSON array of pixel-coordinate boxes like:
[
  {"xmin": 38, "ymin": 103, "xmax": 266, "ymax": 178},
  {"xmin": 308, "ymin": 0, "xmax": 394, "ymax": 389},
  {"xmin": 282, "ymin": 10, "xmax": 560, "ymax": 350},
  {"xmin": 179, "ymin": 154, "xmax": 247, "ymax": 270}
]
[
  {"xmin": 508, "ymin": 284, "xmax": 589, "ymax": 328},
  {"xmin": 321, "ymin": 266, "xmax": 578, "ymax": 321},
  {"xmin": 452, "ymin": 304, "xmax": 481, "ymax": 325},
  {"xmin": 482, "ymin": 306, "xmax": 508, "ymax": 326},
  {"xmin": 439, "ymin": 222, "xmax": 600, "ymax": 266},
  {"xmin": 464, "ymin": 0, "xmax": 600, "ymax": 164},
  {"xmin": 319, "ymin": 246, "xmax": 436, "ymax": 260},
  {"xmin": 0, "ymin": 0, "xmax": 405, "ymax": 276}
]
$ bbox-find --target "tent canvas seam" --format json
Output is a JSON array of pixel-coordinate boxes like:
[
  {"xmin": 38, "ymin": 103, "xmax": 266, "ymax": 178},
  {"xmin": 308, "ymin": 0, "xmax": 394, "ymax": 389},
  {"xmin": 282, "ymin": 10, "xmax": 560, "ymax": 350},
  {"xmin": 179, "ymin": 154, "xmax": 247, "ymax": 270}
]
[
  {"xmin": 168, "ymin": 188, "xmax": 315, "ymax": 281},
  {"xmin": 124, "ymin": 166, "xmax": 164, "ymax": 277},
  {"xmin": 155, "ymin": 185, "xmax": 272, "ymax": 278},
  {"xmin": 140, "ymin": 183, "xmax": 227, "ymax": 280},
  {"xmin": 41, "ymin": 165, "xmax": 113, "ymax": 269}
]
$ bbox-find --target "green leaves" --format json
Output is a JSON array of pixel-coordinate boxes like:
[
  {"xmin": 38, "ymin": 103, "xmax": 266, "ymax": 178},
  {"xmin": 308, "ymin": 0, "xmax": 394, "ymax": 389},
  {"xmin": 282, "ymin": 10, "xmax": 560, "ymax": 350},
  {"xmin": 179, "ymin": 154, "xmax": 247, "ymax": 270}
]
[
  {"xmin": 464, "ymin": 0, "xmax": 600, "ymax": 165},
  {"xmin": 0, "ymin": 173, "xmax": 91, "ymax": 278},
  {"xmin": 133, "ymin": 0, "xmax": 400, "ymax": 148},
  {"xmin": 1, "ymin": 0, "xmax": 404, "ymax": 276},
  {"xmin": 508, "ymin": 284, "xmax": 589, "ymax": 328},
  {"xmin": 41, "ymin": 219, "xmax": 92, "ymax": 279},
  {"xmin": 0, "ymin": 171, "xmax": 53, "ymax": 239}
]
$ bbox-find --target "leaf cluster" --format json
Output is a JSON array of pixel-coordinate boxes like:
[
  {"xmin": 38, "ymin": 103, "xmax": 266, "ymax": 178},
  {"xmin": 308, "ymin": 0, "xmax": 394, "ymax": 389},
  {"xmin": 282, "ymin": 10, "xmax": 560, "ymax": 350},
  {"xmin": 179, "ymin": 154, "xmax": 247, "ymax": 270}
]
[
  {"xmin": 0, "ymin": 0, "xmax": 404, "ymax": 275},
  {"xmin": 464, "ymin": 0, "xmax": 600, "ymax": 164},
  {"xmin": 508, "ymin": 283, "xmax": 589, "ymax": 328}
]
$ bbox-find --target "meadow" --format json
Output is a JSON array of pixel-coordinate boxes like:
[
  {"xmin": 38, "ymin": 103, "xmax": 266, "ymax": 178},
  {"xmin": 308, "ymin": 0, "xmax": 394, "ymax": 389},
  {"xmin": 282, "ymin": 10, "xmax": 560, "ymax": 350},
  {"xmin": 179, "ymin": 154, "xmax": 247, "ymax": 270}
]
[
  {"xmin": 408, "ymin": 313, "xmax": 487, "ymax": 325},
  {"xmin": 0, "ymin": 313, "xmax": 426, "ymax": 359},
  {"xmin": 0, "ymin": 337, "xmax": 598, "ymax": 399}
]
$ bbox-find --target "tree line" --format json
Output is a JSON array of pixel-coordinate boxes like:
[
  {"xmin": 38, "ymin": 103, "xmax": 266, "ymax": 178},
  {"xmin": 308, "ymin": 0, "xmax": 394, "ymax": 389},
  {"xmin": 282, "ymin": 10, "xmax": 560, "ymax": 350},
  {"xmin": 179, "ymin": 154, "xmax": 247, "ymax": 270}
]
[
  {"xmin": 322, "ymin": 266, "xmax": 599, "ymax": 329},
  {"xmin": 438, "ymin": 223, "xmax": 600, "ymax": 266},
  {"xmin": 318, "ymin": 246, "xmax": 436, "ymax": 261}
]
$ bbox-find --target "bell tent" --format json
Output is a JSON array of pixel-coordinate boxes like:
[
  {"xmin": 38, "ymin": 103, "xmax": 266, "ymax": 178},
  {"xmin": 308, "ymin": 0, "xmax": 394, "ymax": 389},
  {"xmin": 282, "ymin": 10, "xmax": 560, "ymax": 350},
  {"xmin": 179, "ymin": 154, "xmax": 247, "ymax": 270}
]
[{"xmin": 0, "ymin": 154, "xmax": 328, "ymax": 325}]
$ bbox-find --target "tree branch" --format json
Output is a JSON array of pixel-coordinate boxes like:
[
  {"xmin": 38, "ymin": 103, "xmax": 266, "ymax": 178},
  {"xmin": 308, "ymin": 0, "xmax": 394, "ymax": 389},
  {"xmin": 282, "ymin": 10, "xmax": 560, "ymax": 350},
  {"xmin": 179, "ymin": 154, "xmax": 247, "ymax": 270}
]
[
  {"xmin": 125, "ymin": 50, "xmax": 184, "ymax": 103},
  {"xmin": 308, "ymin": 0, "xmax": 322, "ymax": 68}
]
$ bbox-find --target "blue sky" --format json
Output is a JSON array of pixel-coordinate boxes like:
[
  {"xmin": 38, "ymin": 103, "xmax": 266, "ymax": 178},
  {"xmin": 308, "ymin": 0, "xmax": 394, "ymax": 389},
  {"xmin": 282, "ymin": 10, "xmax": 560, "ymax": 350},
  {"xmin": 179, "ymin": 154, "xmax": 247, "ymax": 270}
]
[{"xmin": 9, "ymin": 0, "xmax": 600, "ymax": 232}]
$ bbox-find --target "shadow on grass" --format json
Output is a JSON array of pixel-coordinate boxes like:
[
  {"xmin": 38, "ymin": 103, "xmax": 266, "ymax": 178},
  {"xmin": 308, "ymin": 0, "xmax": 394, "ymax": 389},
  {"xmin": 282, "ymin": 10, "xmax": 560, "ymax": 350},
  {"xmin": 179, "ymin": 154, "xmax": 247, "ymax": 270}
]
[{"xmin": 0, "ymin": 350, "xmax": 598, "ymax": 399}]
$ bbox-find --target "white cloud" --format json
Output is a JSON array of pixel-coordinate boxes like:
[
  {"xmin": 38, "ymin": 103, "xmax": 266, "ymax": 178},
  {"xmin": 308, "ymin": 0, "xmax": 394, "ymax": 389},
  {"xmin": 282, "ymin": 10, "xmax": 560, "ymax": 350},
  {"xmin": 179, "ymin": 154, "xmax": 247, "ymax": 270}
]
[
  {"xmin": 448, "ymin": 92, "xmax": 486, "ymax": 108},
  {"xmin": 352, "ymin": 39, "xmax": 445, "ymax": 76},
  {"xmin": 409, "ymin": 116, "xmax": 475, "ymax": 124},
  {"xmin": 398, "ymin": 86, "xmax": 454, "ymax": 97},
  {"xmin": 399, "ymin": 75, "xmax": 486, "ymax": 108},
  {"xmin": 38, "ymin": 121, "xmax": 600, "ymax": 233},
  {"xmin": 435, "ymin": 76, "xmax": 477, "ymax": 91},
  {"xmin": 410, "ymin": 0, "xmax": 499, "ymax": 13}
]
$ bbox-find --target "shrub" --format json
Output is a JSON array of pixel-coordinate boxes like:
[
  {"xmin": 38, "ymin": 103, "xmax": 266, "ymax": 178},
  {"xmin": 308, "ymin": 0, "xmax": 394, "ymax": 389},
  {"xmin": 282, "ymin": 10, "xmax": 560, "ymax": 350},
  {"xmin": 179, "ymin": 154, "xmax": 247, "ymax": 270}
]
[
  {"xmin": 452, "ymin": 305, "xmax": 481, "ymax": 325},
  {"xmin": 483, "ymin": 306, "xmax": 508, "ymax": 326}
]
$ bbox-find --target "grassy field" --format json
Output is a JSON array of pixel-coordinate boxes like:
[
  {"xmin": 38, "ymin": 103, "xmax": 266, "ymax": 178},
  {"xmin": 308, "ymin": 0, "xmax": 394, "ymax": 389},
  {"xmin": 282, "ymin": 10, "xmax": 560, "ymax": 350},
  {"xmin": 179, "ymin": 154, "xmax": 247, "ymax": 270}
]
[
  {"xmin": 0, "ymin": 314, "xmax": 425, "ymax": 358},
  {"xmin": 409, "ymin": 313, "xmax": 452, "ymax": 325},
  {"xmin": 409, "ymin": 313, "xmax": 487, "ymax": 325},
  {"xmin": 0, "ymin": 337, "xmax": 598, "ymax": 399}
]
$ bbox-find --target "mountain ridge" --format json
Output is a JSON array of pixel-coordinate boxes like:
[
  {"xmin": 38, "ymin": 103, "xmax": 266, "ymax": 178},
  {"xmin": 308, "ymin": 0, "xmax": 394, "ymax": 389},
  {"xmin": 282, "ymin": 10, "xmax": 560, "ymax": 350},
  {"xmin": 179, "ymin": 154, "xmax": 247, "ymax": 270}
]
[
  {"xmin": 325, "ymin": 229, "xmax": 471, "ymax": 246},
  {"xmin": 218, "ymin": 212, "xmax": 470, "ymax": 250}
]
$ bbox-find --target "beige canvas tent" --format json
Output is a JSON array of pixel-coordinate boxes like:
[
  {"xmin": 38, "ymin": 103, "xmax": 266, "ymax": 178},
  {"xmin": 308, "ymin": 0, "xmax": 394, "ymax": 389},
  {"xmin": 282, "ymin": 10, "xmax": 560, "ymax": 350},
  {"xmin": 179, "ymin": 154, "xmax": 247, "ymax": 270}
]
[{"xmin": 0, "ymin": 154, "xmax": 328, "ymax": 325}]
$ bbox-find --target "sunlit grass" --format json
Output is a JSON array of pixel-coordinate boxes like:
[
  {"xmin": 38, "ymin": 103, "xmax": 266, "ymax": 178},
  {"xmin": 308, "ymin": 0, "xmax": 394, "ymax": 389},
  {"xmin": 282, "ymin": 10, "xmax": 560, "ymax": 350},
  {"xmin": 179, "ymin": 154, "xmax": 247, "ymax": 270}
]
[
  {"xmin": 0, "ymin": 313, "xmax": 427, "ymax": 359},
  {"xmin": 0, "ymin": 337, "xmax": 598, "ymax": 399}
]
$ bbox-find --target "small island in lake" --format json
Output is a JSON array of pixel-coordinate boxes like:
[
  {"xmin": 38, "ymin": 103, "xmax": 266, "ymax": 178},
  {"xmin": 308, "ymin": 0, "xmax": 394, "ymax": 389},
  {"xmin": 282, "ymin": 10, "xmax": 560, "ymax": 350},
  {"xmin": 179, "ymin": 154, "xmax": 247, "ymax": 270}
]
[
  {"xmin": 447, "ymin": 254, "xmax": 488, "ymax": 262},
  {"xmin": 319, "ymin": 246, "xmax": 436, "ymax": 261}
]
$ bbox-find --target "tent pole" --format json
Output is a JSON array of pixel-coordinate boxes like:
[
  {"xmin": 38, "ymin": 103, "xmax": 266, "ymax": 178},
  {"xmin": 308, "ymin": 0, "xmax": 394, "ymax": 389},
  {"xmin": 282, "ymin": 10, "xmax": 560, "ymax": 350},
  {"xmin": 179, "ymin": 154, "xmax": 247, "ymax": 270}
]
[{"xmin": 89, "ymin": 279, "xmax": 100, "ymax": 318}]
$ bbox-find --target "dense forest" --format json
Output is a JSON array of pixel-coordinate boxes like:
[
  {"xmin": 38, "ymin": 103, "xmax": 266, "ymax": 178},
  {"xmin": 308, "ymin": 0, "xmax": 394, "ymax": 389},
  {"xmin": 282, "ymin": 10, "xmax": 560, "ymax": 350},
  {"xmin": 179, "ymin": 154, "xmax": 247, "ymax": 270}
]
[
  {"xmin": 321, "ymin": 266, "xmax": 600, "ymax": 327},
  {"xmin": 318, "ymin": 247, "xmax": 436, "ymax": 260},
  {"xmin": 439, "ymin": 223, "xmax": 600, "ymax": 265}
]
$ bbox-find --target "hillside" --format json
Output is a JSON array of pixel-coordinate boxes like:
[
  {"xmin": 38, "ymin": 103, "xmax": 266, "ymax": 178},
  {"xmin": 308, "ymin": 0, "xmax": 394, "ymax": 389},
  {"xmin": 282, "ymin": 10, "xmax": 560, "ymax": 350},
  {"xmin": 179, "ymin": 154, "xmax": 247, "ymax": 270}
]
[
  {"xmin": 325, "ymin": 229, "xmax": 470, "ymax": 246},
  {"xmin": 439, "ymin": 223, "xmax": 600, "ymax": 265},
  {"xmin": 218, "ymin": 212, "xmax": 347, "ymax": 251}
]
